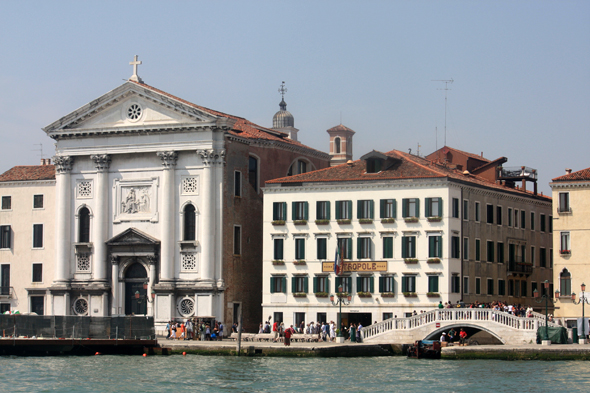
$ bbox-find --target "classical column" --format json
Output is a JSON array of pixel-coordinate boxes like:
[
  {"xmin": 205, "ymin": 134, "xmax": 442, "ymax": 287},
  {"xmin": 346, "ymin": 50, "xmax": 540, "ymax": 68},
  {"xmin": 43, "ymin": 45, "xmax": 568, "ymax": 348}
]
[
  {"xmin": 197, "ymin": 150, "xmax": 216, "ymax": 281},
  {"xmin": 111, "ymin": 255, "xmax": 119, "ymax": 315},
  {"xmin": 147, "ymin": 255, "xmax": 157, "ymax": 316},
  {"xmin": 157, "ymin": 151, "xmax": 178, "ymax": 282},
  {"xmin": 90, "ymin": 154, "xmax": 111, "ymax": 283},
  {"xmin": 53, "ymin": 156, "xmax": 74, "ymax": 284},
  {"xmin": 214, "ymin": 149, "xmax": 226, "ymax": 288}
]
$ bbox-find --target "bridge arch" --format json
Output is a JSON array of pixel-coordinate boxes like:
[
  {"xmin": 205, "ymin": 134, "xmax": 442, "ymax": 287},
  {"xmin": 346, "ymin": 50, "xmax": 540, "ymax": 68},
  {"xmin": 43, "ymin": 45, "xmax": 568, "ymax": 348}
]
[{"xmin": 424, "ymin": 323, "xmax": 506, "ymax": 344}]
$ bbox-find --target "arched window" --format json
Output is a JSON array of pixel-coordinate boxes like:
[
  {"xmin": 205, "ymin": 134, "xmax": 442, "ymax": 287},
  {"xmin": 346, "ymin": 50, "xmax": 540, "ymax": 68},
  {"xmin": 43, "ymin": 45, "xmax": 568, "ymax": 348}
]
[
  {"xmin": 79, "ymin": 207, "xmax": 90, "ymax": 243},
  {"xmin": 334, "ymin": 137, "xmax": 341, "ymax": 154},
  {"xmin": 560, "ymin": 268, "xmax": 571, "ymax": 296},
  {"xmin": 183, "ymin": 204, "xmax": 196, "ymax": 241}
]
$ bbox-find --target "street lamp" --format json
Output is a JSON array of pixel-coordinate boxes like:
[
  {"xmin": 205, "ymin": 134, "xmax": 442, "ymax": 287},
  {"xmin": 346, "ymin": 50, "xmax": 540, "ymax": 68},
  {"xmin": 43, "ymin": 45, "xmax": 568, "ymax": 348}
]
[
  {"xmin": 330, "ymin": 284, "xmax": 351, "ymax": 341},
  {"xmin": 135, "ymin": 282, "xmax": 156, "ymax": 316},
  {"xmin": 533, "ymin": 280, "xmax": 554, "ymax": 344},
  {"xmin": 571, "ymin": 283, "xmax": 590, "ymax": 344}
]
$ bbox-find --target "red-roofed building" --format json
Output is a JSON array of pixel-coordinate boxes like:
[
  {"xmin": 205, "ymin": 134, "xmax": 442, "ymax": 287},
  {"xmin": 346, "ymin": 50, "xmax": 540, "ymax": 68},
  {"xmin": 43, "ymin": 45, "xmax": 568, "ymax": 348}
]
[
  {"xmin": 262, "ymin": 149, "xmax": 553, "ymax": 332},
  {"xmin": 36, "ymin": 65, "xmax": 330, "ymax": 331}
]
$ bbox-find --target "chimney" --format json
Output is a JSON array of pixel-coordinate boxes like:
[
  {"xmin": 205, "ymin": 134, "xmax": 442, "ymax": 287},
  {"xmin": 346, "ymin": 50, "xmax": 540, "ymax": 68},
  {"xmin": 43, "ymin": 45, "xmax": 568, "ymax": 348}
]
[
  {"xmin": 40, "ymin": 159, "xmax": 45, "ymax": 165},
  {"xmin": 565, "ymin": 168, "xmax": 572, "ymax": 175},
  {"xmin": 481, "ymin": 152, "xmax": 483, "ymax": 157}
]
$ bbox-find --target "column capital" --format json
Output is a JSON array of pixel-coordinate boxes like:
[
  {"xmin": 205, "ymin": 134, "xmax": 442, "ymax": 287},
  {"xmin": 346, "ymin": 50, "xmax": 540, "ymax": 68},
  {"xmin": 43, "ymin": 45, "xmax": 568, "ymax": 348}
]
[
  {"xmin": 146, "ymin": 255, "xmax": 158, "ymax": 266},
  {"xmin": 110, "ymin": 255, "xmax": 119, "ymax": 265},
  {"xmin": 53, "ymin": 155, "xmax": 74, "ymax": 174},
  {"xmin": 90, "ymin": 154, "xmax": 111, "ymax": 172},
  {"xmin": 197, "ymin": 149, "xmax": 226, "ymax": 166},
  {"xmin": 157, "ymin": 151, "xmax": 178, "ymax": 168}
]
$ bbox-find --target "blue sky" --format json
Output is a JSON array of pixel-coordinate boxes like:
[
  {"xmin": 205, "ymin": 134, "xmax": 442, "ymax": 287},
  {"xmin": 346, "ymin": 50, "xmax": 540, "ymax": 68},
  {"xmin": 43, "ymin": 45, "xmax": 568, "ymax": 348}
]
[{"xmin": 1, "ymin": 1, "xmax": 588, "ymax": 194}]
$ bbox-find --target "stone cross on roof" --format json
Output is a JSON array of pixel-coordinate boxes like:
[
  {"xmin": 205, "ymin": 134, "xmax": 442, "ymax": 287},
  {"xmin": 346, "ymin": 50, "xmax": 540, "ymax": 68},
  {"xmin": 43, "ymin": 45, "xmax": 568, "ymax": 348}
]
[{"xmin": 129, "ymin": 55, "xmax": 144, "ymax": 83}]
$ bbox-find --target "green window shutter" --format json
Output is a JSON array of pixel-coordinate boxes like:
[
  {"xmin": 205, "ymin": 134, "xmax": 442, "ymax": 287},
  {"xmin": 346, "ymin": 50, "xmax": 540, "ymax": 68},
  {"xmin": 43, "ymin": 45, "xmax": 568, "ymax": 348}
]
[
  {"xmin": 402, "ymin": 237, "xmax": 407, "ymax": 258},
  {"xmin": 335, "ymin": 276, "xmax": 341, "ymax": 289},
  {"xmin": 282, "ymin": 203, "xmax": 287, "ymax": 221},
  {"xmin": 438, "ymin": 198, "xmax": 443, "ymax": 217},
  {"xmin": 402, "ymin": 277, "xmax": 407, "ymax": 293},
  {"xmin": 383, "ymin": 237, "xmax": 393, "ymax": 259},
  {"xmin": 357, "ymin": 200, "xmax": 362, "ymax": 219},
  {"xmin": 316, "ymin": 201, "xmax": 321, "ymax": 219},
  {"xmin": 428, "ymin": 236, "xmax": 435, "ymax": 257},
  {"xmin": 304, "ymin": 277, "xmax": 308, "ymax": 293},
  {"xmin": 273, "ymin": 203, "xmax": 278, "ymax": 220},
  {"xmin": 357, "ymin": 239, "xmax": 362, "ymax": 259},
  {"xmin": 425, "ymin": 198, "xmax": 431, "ymax": 217},
  {"xmin": 379, "ymin": 276, "xmax": 384, "ymax": 292},
  {"xmin": 347, "ymin": 201, "xmax": 353, "ymax": 219},
  {"xmin": 438, "ymin": 236, "xmax": 442, "ymax": 258},
  {"xmin": 282, "ymin": 277, "xmax": 287, "ymax": 293},
  {"xmin": 370, "ymin": 277, "xmax": 374, "ymax": 293},
  {"xmin": 411, "ymin": 237, "xmax": 416, "ymax": 257},
  {"xmin": 270, "ymin": 277, "xmax": 275, "ymax": 293},
  {"xmin": 313, "ymin": 277, "xmax": 318, "ymax": 293},
  {"xmin": 304, "ymin": 202, "xmax": 309, "ymax": 220},
  {"xmin": 335, "ymin": 201, "xmax": 341, "ymax": 219},
  {"xmin": 326, "ymin": 201, "xmax": 331, "ymax": 220},
  {"xmin": 416, "ymin": 199, "xmax": 420, "ymax": 218},
  {"xmin": 356, "ymin": 276, "xmax": 362, "ymax": 292},
  {"xmin": 380, "ymin": 199, "xmax": 386, "ymax": 218},
  {"xmin": 292, "ymin": 202, "xmax": 296, "ymax": 220},
  {"xmin": 402, "ymin": 199, "xmax": 408, "ymax": 218},
  {"xmin": 292, "ymin": 277, "xmax": 296, "ymax": 293},
  {"xmin": 392, "ymin": 199, "xmax": 397, "ymax": 218},
  {"xmin": 326, "ymin": 277, "xmax": 330, "ymax": 293},
  {"xmin": 369, "ymin": 200, "xmax": 374, "ymax": 219}
]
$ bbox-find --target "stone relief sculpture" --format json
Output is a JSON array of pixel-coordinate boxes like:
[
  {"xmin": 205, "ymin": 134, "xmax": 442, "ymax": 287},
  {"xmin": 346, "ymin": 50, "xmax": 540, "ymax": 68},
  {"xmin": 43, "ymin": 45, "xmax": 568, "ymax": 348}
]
[{"xmin": 121, "ymin": 186, "xmax": 151, "ymax": 214}]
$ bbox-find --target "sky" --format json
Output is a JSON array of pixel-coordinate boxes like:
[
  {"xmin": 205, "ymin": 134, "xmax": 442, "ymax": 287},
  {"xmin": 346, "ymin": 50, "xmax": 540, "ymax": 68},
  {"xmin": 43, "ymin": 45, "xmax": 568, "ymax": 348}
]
[{"xmin": 0, "ymin": 1, "xmax": 588, "ymax": 194}]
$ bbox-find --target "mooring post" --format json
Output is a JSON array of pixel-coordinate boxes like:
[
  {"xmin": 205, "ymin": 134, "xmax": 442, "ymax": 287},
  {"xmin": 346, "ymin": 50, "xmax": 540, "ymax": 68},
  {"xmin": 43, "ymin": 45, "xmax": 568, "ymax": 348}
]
[{"xmin": 237, "ymin": 305, "xmax": 243, "ymax": 356}]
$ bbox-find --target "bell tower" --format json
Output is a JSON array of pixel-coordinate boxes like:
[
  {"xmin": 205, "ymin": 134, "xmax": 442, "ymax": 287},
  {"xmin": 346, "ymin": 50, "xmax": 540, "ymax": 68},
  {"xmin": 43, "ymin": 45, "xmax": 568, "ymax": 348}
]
[{"xmin": 327, "ymin": 124, "xmax": 355, "ymax": 166}]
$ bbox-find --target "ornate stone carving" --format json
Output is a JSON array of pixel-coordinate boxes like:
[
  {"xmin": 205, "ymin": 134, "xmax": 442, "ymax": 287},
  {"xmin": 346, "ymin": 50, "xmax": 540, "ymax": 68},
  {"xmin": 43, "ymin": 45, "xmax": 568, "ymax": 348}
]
[
  {"xmin": 120, "ymin": 186, "xmax": 151, "ymax": 214},
  {"xmin": 110, "ymin": 255, "xmax": 119, "ymax": 265},
  {"xmin": 90, "ymin": 154, "xmax": 111, "ymax": 172},
  {"xmin": 146, "ymin": 255, "xmax": 157, "ymax": 265},
  {"xmin": 197, "ymin": 149, "xmax": 226, "ymax": 165},
  {"xmin": 53, "ymin": 156, "xmax": 74, "ymax": 174},
  {"xmin": 157, "ymin": 151, "xmax": 178, "ymax": 168}
]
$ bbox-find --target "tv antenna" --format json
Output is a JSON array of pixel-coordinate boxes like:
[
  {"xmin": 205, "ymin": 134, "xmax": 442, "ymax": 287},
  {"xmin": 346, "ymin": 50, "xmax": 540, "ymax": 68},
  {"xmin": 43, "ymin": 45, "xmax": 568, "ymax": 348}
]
[
  {"xmin": 432, "ymin": 78, "xmax": 453, "ymax": 146},
  {"xmin": 32, "ymin": 143, "xmax": 44, "ymax": 161}
]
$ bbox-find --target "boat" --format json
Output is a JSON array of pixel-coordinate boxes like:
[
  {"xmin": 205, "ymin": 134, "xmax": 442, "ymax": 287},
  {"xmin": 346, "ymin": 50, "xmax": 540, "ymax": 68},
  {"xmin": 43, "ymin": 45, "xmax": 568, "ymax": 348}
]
[{"xmin": 407, "ymin": 339, "xmax": 441, "ymax": 359}]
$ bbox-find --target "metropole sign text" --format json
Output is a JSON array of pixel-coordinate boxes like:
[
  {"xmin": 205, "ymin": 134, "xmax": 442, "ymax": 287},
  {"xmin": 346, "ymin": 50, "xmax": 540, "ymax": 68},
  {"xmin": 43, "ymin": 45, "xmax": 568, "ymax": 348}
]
[{"xmin": 322, "ymin": 261, "xmax": 387, "ymax": 273}]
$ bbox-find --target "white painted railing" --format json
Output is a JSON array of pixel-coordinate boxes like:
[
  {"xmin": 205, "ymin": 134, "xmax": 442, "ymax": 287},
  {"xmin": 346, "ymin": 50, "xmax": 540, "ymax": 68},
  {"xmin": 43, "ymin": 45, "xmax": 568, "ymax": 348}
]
[
  {"xmin": 529, "ymin": 311, "xmax": 560, "ymax": 327},
  {"xmin": 361, "ymin": 309, "xmax": 545, "ymax": 341}
]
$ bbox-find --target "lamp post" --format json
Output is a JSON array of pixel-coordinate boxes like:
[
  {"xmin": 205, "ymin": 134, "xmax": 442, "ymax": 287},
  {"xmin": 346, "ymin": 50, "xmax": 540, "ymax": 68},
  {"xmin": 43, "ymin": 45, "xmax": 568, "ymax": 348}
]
[
  {"xmin": 533, "ymin": 280, "xmax": 554, "ymax": 345},
  {"xmin": 330, "ymin": 284, "xmax": 351, "ymax": 343},
  {"xmin": 571, "ymin": 283, "xmax": 590, "ymax": 344},
  {"xmin": 135, "ymin": 282, "xmax": 156, "ymax": 317}
]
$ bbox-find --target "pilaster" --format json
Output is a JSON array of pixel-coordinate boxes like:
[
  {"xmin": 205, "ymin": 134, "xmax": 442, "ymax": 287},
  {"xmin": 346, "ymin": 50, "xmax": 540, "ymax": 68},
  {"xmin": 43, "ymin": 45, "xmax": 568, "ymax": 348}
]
[
  {"xmin": 90, "ymin": 154, "xmax": 111, "ymax": 283},
  {"xmin": 53, "ymin": 156, "xmax": 74, "ymax": 285},
  {"xmin": 157, "ymin": 151, "xmax": 178, "ymax": 282}
]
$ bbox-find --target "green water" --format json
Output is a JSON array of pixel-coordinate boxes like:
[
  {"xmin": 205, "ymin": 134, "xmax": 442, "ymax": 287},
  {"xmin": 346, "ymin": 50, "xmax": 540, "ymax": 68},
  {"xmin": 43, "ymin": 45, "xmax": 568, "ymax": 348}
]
[{"xmin": 0, "ymin": 355, "xmax": 588, "ymax": 392}]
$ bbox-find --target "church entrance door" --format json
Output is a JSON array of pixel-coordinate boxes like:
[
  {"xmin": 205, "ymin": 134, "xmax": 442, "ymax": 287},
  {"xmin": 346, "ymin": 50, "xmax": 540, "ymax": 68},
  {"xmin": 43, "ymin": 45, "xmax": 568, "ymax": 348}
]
[{"xmin": 124, "ymin": 262, "xmax": 148, "ymax": 316}]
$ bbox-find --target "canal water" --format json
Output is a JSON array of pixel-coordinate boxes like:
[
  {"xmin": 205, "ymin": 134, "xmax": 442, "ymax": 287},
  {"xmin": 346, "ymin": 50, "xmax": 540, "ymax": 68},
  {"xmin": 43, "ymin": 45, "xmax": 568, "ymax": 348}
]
[{"xmin": 0, "ymin": 355, "xmax": 588, "ymax": 392}]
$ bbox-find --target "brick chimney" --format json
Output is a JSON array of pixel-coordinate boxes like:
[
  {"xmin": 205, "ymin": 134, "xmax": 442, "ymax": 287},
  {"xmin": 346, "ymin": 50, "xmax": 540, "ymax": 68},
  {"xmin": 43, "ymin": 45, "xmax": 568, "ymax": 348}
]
[{"xmin": 565, "ymin": 168, "xmax": 572, "ymax": 175}]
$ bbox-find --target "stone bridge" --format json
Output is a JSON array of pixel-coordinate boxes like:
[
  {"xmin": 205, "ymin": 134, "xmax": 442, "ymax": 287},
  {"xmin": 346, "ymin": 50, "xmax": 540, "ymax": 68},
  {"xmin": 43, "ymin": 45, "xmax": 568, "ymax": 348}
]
[{"xmin": 361, "ymin": 309, "xmax": 558, "ymax": 345}]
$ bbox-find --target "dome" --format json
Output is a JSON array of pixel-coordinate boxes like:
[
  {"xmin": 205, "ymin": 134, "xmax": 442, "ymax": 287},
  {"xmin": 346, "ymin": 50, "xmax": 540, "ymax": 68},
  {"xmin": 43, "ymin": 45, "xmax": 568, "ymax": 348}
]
[{"xmin": 273, "ymin": 99, "xmax": 294, "ymax": 128}]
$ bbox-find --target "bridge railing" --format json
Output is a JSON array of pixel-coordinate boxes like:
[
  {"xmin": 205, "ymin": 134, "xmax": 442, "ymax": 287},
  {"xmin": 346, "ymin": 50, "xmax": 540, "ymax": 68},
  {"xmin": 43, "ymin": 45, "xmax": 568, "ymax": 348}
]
[{"xmin": 361, "ymin": 309, "xmax": 541, "ymax": 340}]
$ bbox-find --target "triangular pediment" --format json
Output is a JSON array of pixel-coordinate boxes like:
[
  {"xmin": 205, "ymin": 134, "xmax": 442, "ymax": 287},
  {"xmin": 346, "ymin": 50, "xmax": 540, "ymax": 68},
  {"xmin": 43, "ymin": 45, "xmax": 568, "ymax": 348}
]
[
  {"xmin": 106, "ymin": 228, "xmax": 160, "ymax": 246},
  {"xmin": 43, "ymin": 81, "xmax": 219, "ymax": 137}
]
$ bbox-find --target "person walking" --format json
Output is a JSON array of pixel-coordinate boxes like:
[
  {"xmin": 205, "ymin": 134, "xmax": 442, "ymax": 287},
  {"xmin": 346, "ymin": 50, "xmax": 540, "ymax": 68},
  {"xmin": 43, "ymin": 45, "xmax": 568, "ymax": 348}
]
[
  {"xmin": 284, "ymin": 325, "xmax": 295, "ymax": 346},
  {"xmin": 218, "ymin": 321, "xmax": 224, "ymax": 341}
]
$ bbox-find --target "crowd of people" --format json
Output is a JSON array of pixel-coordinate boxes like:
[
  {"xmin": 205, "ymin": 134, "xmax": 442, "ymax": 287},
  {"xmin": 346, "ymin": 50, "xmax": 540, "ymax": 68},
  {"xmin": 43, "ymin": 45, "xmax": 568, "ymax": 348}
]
[
  {"xmin": 165, "ymin": 319, "xmax": 224, "ymax": 341},
  {"xmin": 255, "ymin": 319, "xmax": 364, "ymax": 345}
]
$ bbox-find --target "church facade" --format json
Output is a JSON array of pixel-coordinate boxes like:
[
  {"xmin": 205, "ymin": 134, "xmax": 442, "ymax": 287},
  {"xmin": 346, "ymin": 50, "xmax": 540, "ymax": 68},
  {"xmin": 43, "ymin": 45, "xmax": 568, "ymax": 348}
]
[{"xmin": 40, "ymin": 66, "xmax": 329, "ymax": 330}]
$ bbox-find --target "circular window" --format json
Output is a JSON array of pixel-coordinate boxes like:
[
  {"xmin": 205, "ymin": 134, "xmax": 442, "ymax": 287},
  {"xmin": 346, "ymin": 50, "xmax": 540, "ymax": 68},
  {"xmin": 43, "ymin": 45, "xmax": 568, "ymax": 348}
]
[
  {"xmin": 74, "ymin": 298, "xmax": 89, "ymax": 316},
  {"xmin": 177, "ymin": 298, "xmax": 195, "ymax": 317},
  {"xmin": 127, "ymin": 104, "xmax": 142, "ymax": 120}
]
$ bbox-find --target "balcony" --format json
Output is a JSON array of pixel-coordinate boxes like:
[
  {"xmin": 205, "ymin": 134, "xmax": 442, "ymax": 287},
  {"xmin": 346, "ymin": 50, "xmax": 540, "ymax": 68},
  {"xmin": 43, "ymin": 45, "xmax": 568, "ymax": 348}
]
[
  {"xmin": 0, "ymin": 286, "xmax": 15, "ymax": 299},
  {"xmin": 508, "ymin": 261, "xmax": 533, "ymax": 275}
]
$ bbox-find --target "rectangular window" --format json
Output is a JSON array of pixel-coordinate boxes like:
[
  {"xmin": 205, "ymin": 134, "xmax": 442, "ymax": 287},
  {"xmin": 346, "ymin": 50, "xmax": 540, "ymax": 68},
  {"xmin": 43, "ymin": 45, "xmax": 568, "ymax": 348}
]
[
  {"xmin": 560, "ymin": 232, "xmax": 570, "ymax": 253},
  {"xmin": 521, "ymin": 210, "xmax": 526, "ymax": 229},
  {"xmin": 549, "ymin": 216, "xmax": 553, "ymax": 233},
  {"xmin": 313, "ymin": 276, "xmax": 329, "ymax": 293},
  {"xmin": 0, "ymin": 226, "xmax": 11, "ymax": 249},
  {"xmin": 508, "ymin": 208, "xmax": 513, "ymax": 227},
  {"xmin": 521, "ymin": 245, "xmax": 526, "ymax": 263},
  {"xmin": 402, "ymin": 198, "xmax": 420, "ymax": 218},
  {"xmin": 486, "ymin": 204, "xmax": 494, "ymax": 224},
  {"xmin": 451, "ymin": 275, "xmax": 460, "ymax": 293},
  {"xmin": 515, "ymin": 280, "xmax": 520, "ymax": 297},
  {"xmin": 295, "ymin": 238, "xmax": 305, "ymax": 260},
  {"xmin": 337, "ymin": 238, "xmax": 352, "ymax": 260},
  {"xmin": 335, "ymin": 200, "xmax": 352, "ymax": 220},
  {"xmin": 33, "ymin": 224, "xmax": 43, "ymax": 248},
  {"xmin": 475, "ymin": 277, "xmax": 481, "ymax": 295},
  {"xmin": 357, "ymin": 200, "xmax": 374, "ymax": 219},
  {"xmin": 540, "ymin": 248, "xmax": 547, "ymax": 268},
  {"xmin": 498, "ymin": 279, "xmax": 506, "ymax": 296},
  {"xmin": 463, "ymin": 200, "xmax": 469, "ymax": 220},
  {"xmin": 1, "ymin": 265, "xmax": 10, "ymax": 296},
  {"xmin": 550, "ymin": 249, "xmax": 553, "ymax": 267},
  {"xmin": 379, "ymin": 276, "xmax": 394, "ymax": 292},
  {"xmin": 530, "ymin": 246, "xmax": 536, "ymax": 266},
  {"xmin": 475, "ymin": 202, "xmax": 480, "ymax": 222},
  {"xmin": 270, "ymin": 276, "xmax": 287, "ymax": 293},
  {"xmin": 1, "ymin": 196, "xmax": 11, "ymax": 210},
  {"xmin": 316, "ymin": 238, "xmax": 327, "ymax": 260},
  {"xmin": 463, "ymin": 277, "xmax": 469, "ymax": 295},
  {"xmin": 248, "ymin": 156, "xmax": 258, "ymax": 193},
  {"xmin": 475, "ymin": 239, "xmax": 481, "ymax": 261},
  {"xmin": 335, "ymin": 276, "xmax": 352, "ymax": 293},
  {"xmin": 452, "ymin": 198, "xmax": 459, "ymax": 218},
  {"xmin": 560, "ymin": 273, "xmax": 571, "ymax": 296},
  {"xmin": 497, "ymin": 242, "xmax": 504, "ymax": 263},
  {"xmin": 234, "ymin": 171, "xmax": 241, "ymax": 197},
  {"xmin": 531, "ymin": 281, "xmax": 537, "ymax": 296},
  {"xmin": 30, "ymin": 296, "xmax": 44, "ymax": 316},
  {"xmin": 425, "ymin": 197, "xmax": 443, "ymax": 218},
  {"xmin": 540, "ymin": 214, "xmax": 546, "ymax": 232},
  {"xmin": 451, "ymin": 236, "xmax": 460, "ymax": 259},
  {"xmin": 357, "ymin": 276, "xmax": 374, "ymax": 293},
  {"xmin": 558, "ymin": 192, "xmax": 570, "ymax": 212},
  {"xmin": 357, "ymin": 237, "xmax": 372, "ymax": 259},
  {"xmin": 0, "ymin": 304, "xmax": 9, "ymax": 314},
  {"xmin": 382, "ymin": 237, "xmax": 393, "ymax": 259},
  {"xmin": 273, "ymin": 202, "xmax": 287, "ymax": 221},
  {"xmin": 428, "ymin": 275, "xmax": 439, "ymax": 293},
  {"xmin": 508, "ymin": 280, "xmax": 514, "ymax": 296},
  {"xmin": 233, "ymin": 226, "xmax": 241, "ymax": 255},
  {"xmin": 401, "ymin": 275, "xmax": 416, "ymax": 293},
  {"xmin": 530, "ymin": 212, "xmax": 535, "ymax": 231},
  {"xmin": 292, "ymin": 276, "xmax": 308, "ymax": 293},
  {"xmin": 33, "ymin": 195, "xmax": 44, "ymax": 209},
  {"xmin": 521, "ymin": 281, "xmax": 527, "ymax": 297},
  {"xmin": 292, "ymin": 201, "xmax": 309, "ymax": 221},
  {"xmin": 487, "ymin": 241, "xmax": 495, "ymax": 262},
  {"xmin": 463, "ymin": 237, "xmax": 469, "ymax": 261},
  {"xmin": 401, "ymin": 236, "xmax": 416, "ymax": 258},
  {"xmin": 514, "ymin": 209, "xmax": 519, "ymax": 228},
  {"xmin": 487, "ymin": 278, "xmax": 494, "ymax": 295},
  {"xmin": 316, "ymin": 201, "xmax": 330, "ymax": 220},
  {"xmin": 383, "ymin": 312, "xmax": 393, "ymax": 320},
  {"xmin": 32, "ymin": 263, "xmax": 42, "ymax": 283},
  {"xmin": 428, "ymin": 236, "xmax": 442, "ymax": 258},
  {"xmin": 273, "ymin": 238, "xmax": 284, "ymax": 260},
  {"xmin": 496, "ymin": 206, "xmax": 502, "ymax": 226},
  {"xmin": 380, "ymin": 199, "xmax": 396, "ymax": 219}
]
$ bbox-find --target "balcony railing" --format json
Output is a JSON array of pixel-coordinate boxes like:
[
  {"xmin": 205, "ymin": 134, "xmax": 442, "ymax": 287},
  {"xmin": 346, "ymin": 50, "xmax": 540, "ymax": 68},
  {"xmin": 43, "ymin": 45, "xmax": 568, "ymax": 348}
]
[
  {"xmin": 508, "ymin": 262, "xmax": 533, "ymax": 275},
  {"xmin": 498, "ymin": 166, "xmax": 538, "ymax": 180},
  {"xmin": 0, "ymin": 286, "xmax": 15, "ymax": 298}
]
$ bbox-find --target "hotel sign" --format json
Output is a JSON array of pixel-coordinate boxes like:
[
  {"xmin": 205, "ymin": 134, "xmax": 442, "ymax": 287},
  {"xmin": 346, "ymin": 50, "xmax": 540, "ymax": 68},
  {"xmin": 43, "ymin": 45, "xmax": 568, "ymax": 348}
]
[{"xmin": 322, "ymin": 261, "xmax": 387, "ymax": 273}]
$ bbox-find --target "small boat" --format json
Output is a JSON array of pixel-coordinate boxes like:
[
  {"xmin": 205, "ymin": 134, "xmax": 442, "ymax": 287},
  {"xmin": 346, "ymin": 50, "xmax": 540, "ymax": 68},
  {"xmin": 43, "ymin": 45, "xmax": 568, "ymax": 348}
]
[{"xmin": 407, "ymin": 339, "xmax": 441, "ymax": 359}]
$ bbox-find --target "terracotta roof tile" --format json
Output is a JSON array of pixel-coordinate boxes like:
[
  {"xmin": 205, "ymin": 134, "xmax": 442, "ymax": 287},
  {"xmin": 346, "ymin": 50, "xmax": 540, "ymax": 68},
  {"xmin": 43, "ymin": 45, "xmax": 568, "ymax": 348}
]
[
  {"xmin": 0, "ymin": 165, "xmax": 56, "ymax": 182},
  {"xmin": 327, "ymin": 124, "xmax": 356, "ymax": 134},
  {"xmin": 552, "ymin": 167, "xmax": 590, "ymax": 182}
]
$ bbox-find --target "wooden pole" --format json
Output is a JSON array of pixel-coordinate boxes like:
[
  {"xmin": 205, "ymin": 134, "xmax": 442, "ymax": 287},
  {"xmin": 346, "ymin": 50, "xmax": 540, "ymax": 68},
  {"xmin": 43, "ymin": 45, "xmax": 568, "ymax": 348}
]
[{"xmin": 236, "ymin": 305, "xmax": 243, "ymax": 356}]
